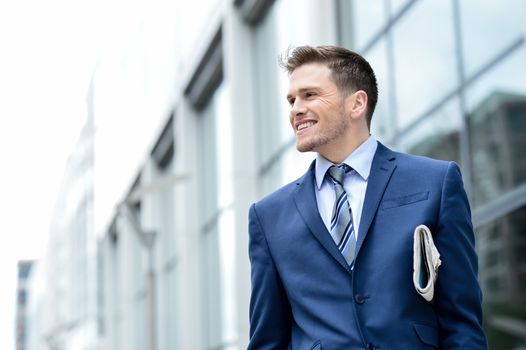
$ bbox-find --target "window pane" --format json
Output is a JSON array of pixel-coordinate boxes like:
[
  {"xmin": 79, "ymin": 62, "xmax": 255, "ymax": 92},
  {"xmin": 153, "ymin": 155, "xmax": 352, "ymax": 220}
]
[
  {"xmin": 198, "ymin": 99, "xmax": 218, "ymax": 221},
  {"xmin": 366, "ymin": 39, "xmax": 395, "ymax": 141},
  {"xmin": 259, "ymin": 163, "xmax": 281, "ymax": 199},
  {"xmin": 253, "ymin": 0, "xmax": 312, "ymax": 169},
  {"xmin": 389, "ymin": 0, "xmax": 411, "ymax": 16},
  {"xmin": 347, "ymin": 0, "xmax": 387, "ymax": 51},
  {"xmin": 202, "ymin": 225, "xmax": 222, "ymax": 348},
  {"xmin": 281, "ymin": 143, "xmax": 315, "ymax": 186},
  {"xmin": 214, "ymin": 84, "xmax": 233, "ymax": 208},
  {"xmin": 477, "ymin": 205, "xmax": 526, "ymax": 350},
  {"xmin": 197, "ymin": 81, "xmax": 234, "ymax": 349},
  {"xmin": 459, "ymin": 0, "xmax": 525, "ymax": 77},
  {"xmin": 217, "ymin": 208, "xmax": 236, "ymax": 344},
  {"xmin": 467, "ymin": 47, "xmax": 526, "ymax": 207},
  {"xmin": 392, "ymin": 0, "xmax": 458, "ymax": 128},
  {"xmin": 253, "ymin": 13, "xmax": 285, "ymax": 168},
  {"xmin": 397, "ymin": 97, "xmax": 462, "ymax": 165},
  {"xmin": 156, "ymin": 158, "xmax": 179, "ymax": 348},
  {"xmin": 177, "ymin": 0, "xmax": 222, "ymax": 70}
]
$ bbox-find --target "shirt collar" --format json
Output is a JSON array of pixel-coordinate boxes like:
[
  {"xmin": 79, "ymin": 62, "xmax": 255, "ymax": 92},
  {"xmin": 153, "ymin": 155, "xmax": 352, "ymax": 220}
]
[{"xmin": 315, "ymin": 135, "xmax": 378, "ymax": 189}]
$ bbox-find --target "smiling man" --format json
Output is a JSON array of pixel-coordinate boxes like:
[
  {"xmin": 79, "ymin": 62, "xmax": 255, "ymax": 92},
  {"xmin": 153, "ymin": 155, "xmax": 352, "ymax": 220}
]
[{"xmin": 247, "ymin": 46, "xmax": 487, "ymax": 349}]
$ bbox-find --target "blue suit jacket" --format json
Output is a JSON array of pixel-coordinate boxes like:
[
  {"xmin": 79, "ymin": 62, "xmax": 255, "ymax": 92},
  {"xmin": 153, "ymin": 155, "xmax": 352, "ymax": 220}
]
[{"xmin": 248, "ymin": 143, "xmax": 487, "ymax": 350}]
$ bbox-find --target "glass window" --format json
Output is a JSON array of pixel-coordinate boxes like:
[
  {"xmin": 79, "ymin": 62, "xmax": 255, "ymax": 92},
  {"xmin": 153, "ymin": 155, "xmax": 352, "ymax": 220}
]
[
  {"xmin": 389, "ymin": 0, "xmax": 411, "ymax": 17},
  {"xmin": 198, "ymin": 82, "xmax": 236, "ymax": 349},
  {"xmin": 162, "ymin": 264, "xmax": 178, "ymax": 350},
  {"xmin": 397, "ymin": 97, "xmax": 462, "ymax": 166},
  {"xmin": 259, "ymin": 160, "xmax": 282, "ymax": 199},
  {"xmin": 466, "ymin": 47, "xmax": 526, "ymax": 207},
  {"xmin": 202, "ymin": 224, "xmax": 222, "ymax": 348},
  {"xmin": 476, "ymin": 205, "xmax": 526, "ymax": 350},
  {"xmin": 459, "ymin": 0, "xmax": 525, "ymax": 78},
  {"xmin": 253, "ymin": 13, "xmax": 285, "ymax": 170},
  {"xmin": 216, "ymin": 207, "xmax": 237, "ymax": 344},
  {"xmin": 392, "ymin": 0, "xmax": 458, "ymax": 129},
  {"xmin": 342, "ymin": 0, "xmax": 387, "ymax": 51},
  {"xmin": 213, "ymin": 84, "xmax": 237, "ymax": 346},
  {"xmin": 157, "ymin": 157, "xmax": 176, "ymax": 267},
  {"xmin": 175, "ymin": 0, "xmax": 222, "ymax": 69},
  {"xmin": 155, "ymin": 157, "xmax": 179, "ymax": 349},
  {"xmin": 197, "ymin": 85, "xmax": 221, "ymax": 350},
  {"xmin": 366, "ymin": 39, "xmax": 395, "ymax": 141},
  {"xmin": 215, "ymin": 85, "xmax": 234, "ymax": 209},
  {"xmin": 198, "ymin": 100, "xmax": 219, "ymax": 222},
  {"xmin": 281, "ymin": 143, "xmax": 315, "ymax": 186},
  {"xmin": 253, "ymin": 0, "xmax": 320, "ymax": 170}
]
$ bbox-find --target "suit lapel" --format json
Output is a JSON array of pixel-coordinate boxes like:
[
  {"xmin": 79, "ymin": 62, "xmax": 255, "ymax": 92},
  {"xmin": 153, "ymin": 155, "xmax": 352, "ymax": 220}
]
[
  {"xmin": 355, "ymin": 143, "xmax": 397, "ymax": 258},
  {"xmin": 293, "ymin": 162, "xmax": 350, "ymax": 272}
]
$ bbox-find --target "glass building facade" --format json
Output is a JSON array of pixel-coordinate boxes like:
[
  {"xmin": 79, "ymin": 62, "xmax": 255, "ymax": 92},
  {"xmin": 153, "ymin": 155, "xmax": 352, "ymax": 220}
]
[{"xmin": 338, "ymin": 1, "xmax": 526, "ymax": 349}]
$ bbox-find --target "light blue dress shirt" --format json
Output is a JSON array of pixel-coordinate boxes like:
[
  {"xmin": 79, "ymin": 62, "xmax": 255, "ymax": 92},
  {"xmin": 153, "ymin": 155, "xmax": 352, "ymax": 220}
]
[{"xmin": 315, "ymin": 135, "xmax": 378, "ymax": 239}]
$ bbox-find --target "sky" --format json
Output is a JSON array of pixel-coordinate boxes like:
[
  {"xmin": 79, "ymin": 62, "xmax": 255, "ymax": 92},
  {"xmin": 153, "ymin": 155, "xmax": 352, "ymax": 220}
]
[{"xmin": 0, "ymin": 1, "xmax": 108, "ymax": 348}]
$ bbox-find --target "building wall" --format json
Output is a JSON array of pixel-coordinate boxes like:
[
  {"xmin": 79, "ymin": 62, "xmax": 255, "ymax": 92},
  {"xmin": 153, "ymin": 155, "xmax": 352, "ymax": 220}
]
[{"xmin": 30, "ymin": 0, "xmax": 526, "ymax": 349}]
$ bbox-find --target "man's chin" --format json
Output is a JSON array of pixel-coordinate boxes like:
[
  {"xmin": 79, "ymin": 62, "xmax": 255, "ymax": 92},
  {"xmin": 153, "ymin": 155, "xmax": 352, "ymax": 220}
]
[{"xmin": 296, "ymin": 141, "xmax": 316, "ymax": 153}]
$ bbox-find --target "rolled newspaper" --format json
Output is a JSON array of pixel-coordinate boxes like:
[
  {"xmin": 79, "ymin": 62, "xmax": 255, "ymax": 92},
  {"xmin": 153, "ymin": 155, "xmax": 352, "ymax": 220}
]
[{"xmin": 413, "ymin": 224, "xmax": 441, "ymax": 302}]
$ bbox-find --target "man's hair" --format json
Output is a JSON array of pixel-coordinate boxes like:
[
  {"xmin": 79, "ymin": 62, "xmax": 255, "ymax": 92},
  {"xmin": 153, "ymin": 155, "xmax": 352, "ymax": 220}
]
[{"xmin": 280, "ymin": 45, "xmax": 378, "ymax": 128}]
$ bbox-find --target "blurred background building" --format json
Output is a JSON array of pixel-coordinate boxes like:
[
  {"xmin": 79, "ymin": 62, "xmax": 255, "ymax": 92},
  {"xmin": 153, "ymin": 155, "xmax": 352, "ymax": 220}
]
[
  {"xmin": 20, "ymin": 0, "xmax": 526, "ymax": 349},
  {"xmin": 25, "ymin": 112, "xmax": 97, "ymax": 350}
]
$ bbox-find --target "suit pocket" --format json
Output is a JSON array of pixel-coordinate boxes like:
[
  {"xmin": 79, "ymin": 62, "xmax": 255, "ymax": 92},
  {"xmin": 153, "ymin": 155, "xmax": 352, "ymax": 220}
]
[
  {"xmin": 310, "ymin": 340, "xmax": 322, "ymax": 350},
  {"xmin": 413, "ymin": 323, "xmax": 438, "ymax": 348},
  {"xmin": 381, "ymin": 191, "xmax": 429, "ymax": 210}
]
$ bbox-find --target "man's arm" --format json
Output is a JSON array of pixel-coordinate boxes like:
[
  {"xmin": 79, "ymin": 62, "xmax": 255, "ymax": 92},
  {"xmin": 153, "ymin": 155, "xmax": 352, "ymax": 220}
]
[
  {"xmin": 434, "ymin": 162, "xmax": 488, "ymax": 349},
  {"xmin": 247, "ymin": 203, "xmax": 292, "ymax": 349}
]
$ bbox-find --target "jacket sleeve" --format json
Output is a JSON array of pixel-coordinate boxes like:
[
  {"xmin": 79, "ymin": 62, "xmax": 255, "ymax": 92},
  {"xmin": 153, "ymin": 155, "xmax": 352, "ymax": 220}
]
[
  {"xmin": 247, "ymin": 203, "xmax": 292, "ymax": 350},
  {"xmin": 434, "ymin": 162, "xmax": 488, "ymax": 349}
]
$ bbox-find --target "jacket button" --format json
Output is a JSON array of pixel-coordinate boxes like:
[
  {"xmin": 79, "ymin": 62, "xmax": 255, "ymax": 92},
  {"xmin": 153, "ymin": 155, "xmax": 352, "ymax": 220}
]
[
  {"xmin": 367, "ymin": 344, "xmax": 376, "ymax": 350},
  {"xmin": 355, "ymin": 294, "xmax": 365, "ymax": 304}
]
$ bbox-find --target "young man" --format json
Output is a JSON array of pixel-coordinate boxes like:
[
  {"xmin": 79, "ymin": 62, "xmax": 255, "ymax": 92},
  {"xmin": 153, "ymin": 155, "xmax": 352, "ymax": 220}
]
[{"xmin": 247, "ymin": 46, "xmax": 487, "ymax": 349}]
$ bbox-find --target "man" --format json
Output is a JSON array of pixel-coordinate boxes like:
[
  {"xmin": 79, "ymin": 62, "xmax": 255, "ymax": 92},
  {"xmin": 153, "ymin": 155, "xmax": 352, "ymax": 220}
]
[{"xmin": 247, "ymin": 45, "xmax": 487, "ymax": 349}]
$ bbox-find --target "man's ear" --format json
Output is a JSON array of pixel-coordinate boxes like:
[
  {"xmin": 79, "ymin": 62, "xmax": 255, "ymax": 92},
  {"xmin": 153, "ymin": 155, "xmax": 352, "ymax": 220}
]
[{"xmin": 347, "ymin": 90, "xmax": 368, "ymax": 120}]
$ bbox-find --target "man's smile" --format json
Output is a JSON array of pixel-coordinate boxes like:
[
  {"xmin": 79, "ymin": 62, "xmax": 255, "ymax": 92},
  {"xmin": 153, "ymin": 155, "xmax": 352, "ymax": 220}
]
[{"xmin": 295, "ymin": 119, "xmax": 318, "ymax": 132}]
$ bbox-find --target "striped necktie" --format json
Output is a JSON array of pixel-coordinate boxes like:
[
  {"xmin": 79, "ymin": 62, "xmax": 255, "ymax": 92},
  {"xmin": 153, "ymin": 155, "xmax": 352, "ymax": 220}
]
[{"xmin": 327, "ymin": 164, "xmax": 356, "ymax": 266}]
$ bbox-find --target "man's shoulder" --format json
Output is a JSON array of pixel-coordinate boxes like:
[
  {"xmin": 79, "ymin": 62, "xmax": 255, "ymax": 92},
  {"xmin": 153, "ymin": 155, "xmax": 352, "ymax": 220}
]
[
  {"xmin": 377, "ymin": 141, "xmax": 450, "ymax": 169},
  {"xmin": 378, "ymin": 143, "xmax": 457, "ymax": 179},
  {"xmin": 386, "ymin": 150, "xmax": 465, "ymax": 191},
  {"xmin": 394, "ymin": 150, "xmax": 451, "ymax": 168}
]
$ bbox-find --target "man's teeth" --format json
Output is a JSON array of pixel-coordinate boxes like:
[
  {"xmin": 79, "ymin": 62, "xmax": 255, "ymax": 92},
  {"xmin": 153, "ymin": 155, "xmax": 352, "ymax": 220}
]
[{"xmin": 298, "ymin": 122, "xmax": 315, "ymax": 130}]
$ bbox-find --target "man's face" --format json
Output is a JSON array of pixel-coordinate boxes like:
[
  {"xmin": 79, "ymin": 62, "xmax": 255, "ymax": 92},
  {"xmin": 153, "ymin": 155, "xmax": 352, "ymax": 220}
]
[{"xmin": 287, "ymin": 62, "xmax": 351, "ymax": 155}]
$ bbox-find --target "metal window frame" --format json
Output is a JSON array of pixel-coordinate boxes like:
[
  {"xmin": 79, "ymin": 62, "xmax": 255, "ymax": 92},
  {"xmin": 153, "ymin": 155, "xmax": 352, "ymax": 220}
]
[
  {"xmin": 234, "ymin": 0, "xmax": 274, "ymax": 25},
  {"xmin": 184, "ymin": 26, "xmax": 223, "ymax": 110},
  {"xmin": 151, "ymin": 112, "xmax": 175, "ymax": 169}
]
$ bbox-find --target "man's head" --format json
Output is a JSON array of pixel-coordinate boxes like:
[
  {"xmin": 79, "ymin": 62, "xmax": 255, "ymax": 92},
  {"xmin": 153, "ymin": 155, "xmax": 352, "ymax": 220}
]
[
  {"xmin": 281, "ymin": 45, "xmax": 378, "ymax": 128},
  {"xmin": 282, "ymin": 45, "xmax": 378, "ymax": 163}
]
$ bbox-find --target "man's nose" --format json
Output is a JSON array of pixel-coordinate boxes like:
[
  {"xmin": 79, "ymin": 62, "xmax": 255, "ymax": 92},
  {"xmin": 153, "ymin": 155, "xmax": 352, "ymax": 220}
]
[{"xmin": 291, "ymin": 98, "xmax": 307, "ymax": 116}]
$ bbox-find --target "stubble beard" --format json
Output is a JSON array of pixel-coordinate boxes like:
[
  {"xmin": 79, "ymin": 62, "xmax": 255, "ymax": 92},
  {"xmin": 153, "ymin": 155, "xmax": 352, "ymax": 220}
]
[{"xmin": 296, "ymin": 110, "xmax": 350, "ymax": 153}]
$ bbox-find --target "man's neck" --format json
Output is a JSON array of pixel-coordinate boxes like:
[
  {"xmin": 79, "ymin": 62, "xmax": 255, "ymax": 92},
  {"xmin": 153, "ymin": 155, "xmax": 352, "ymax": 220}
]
[{"xmin": 317, "ymin": 133, "xmax": 370, "ymax": 164}]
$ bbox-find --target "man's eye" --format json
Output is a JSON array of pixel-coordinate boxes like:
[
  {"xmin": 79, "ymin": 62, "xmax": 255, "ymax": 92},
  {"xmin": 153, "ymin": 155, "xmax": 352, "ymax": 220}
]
[
  {"xmin": 288, "ymin": 98, "xmax": 295, "ymax": 106},
  {"xmin": 306, "ymin": 92, "xmax": 316, "ymax": 98}
]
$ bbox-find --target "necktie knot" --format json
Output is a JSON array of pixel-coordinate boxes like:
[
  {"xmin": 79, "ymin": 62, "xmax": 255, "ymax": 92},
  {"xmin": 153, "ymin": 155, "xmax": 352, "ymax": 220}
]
[{"xmin": 327, "ymin": 164, "xmax": 350, "ymax": 185}]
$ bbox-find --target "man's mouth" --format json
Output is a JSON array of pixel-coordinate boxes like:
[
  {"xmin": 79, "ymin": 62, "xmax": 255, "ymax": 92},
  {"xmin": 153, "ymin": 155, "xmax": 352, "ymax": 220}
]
[{"xmin": 296, "ymin": 121, "xmax": 317, "ymax": 131}]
